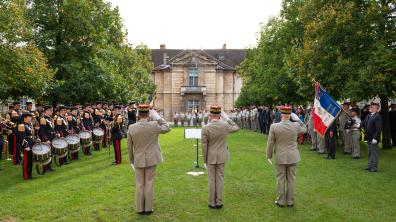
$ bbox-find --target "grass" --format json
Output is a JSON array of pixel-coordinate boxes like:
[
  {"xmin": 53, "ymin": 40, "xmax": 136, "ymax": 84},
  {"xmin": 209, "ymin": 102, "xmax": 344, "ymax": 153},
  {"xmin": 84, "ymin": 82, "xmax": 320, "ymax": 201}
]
[{"xmin": 0, "ymin": 128, "xmax": 395, "ymax": 222}]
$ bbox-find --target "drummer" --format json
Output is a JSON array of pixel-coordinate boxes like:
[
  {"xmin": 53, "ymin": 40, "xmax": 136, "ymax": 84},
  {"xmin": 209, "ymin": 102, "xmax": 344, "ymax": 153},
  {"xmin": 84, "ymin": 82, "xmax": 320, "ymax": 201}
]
[
  {"xmin": 38, "ymin": 105, "xmax": 56, "ymax": 172},
  {"xmin": 68, "ymin": 107, "xmax": 81, "ymax": 160},
  {"xmin": 111, "ymin": 105, "xmax": 123, "ymax": 165},
  {"xmin": 20, "ymin": 112, "xmax": 40, "ymax": 180},
  {"xmin": 92, "ymin": 101, "xmax": 103, "ymax": 151},
  {"xmin": 81, "ymin": 104, "xmax": 93, "ymax": 155},
  {"xmin": 54, "ymin": 105, "xmax": 69, "ymax": 165}
]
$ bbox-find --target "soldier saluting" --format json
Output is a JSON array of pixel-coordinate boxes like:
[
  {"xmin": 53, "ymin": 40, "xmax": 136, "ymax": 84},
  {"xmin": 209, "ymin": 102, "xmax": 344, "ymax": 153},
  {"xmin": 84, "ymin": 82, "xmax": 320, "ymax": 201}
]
[
  {"xmin": 266, "ymin": 106, "xmax": 307, "ymax": 207},
  {"xmin": 127, "ymin": 104, "xmax": 171, "ymax": 215},
  {"xmin": 201, "ymin": 105, "xmax": 239, "ymax": 209}
]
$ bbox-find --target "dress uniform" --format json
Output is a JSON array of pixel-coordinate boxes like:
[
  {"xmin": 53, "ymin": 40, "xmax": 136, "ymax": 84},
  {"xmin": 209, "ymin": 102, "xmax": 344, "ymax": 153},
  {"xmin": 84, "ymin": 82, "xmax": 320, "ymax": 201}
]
[
  {"xmin": 127, "ymin": 102, "xmax": 137, "ymax": 127},
  {"xmin": 127, "ymin": 104, "xmax": 171, "ymax": 214},
  {"xmin": 7, "ymin": 102, "xmax": 22, "ymax": 165},
  {"xmin": 347, "ymin": 108, "xmax": 361, "ymax": 159},
  {"xmin": 38, "ymin": 105, "xmax": 56, "ymax": 171},
  {"xmin": 111, "ymin": 106, "xmax": 123, "ymax": 164},
  {"xmin": 338, "ymin": 101, "xmax": 352, "ymax": 153},
  {"xmin": 267, "ymin": 106, "xmax": 307, "ymax": 207},
  {"xmin": 201, "ymin": 105, "xmax": 239, "ymax": 209},
  {"xmin": 362, "ymin": 102, "xmax": 382, "ymax": 172},
  {"xmin": 306, "ymin": 106, "xmax": 317, "ymax": 151},
  {"xmin": 54, "ymin": 106, "xmax": 69, "ymax": 165},
  {"xmin": 68, "ymin": 107, "xmax": 81, "ymax": 160},
  {"xmin": 20, "ymin": 112, "xmax": 37, "ymax": 180},
  {"xmin": 81, "ymin": 109, "xmax": 93, "ymax": 155}
]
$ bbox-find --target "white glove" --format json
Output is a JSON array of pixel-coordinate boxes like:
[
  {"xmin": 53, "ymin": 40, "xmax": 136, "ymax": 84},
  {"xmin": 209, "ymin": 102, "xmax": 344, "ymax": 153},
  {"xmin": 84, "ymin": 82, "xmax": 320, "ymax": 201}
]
[
  {"xmin": 290, "ymin": 113, "xmax": 302, "ymax": 123},
  {"xmin": 149, "ymin": 110, "xmax": 161, "ymax": 121},
  {"xmin": 130, "ymin": 163, "xmax": 135, "ymax": 171},
  {"xmin": 221, "ymin": 111, "xmax": 230, "ymax": 122},
  {"xmin": 204, "ymin": 163, "xmax": 208, "ymax": 170},
  {"xmin": 372, "ymin": 139, "xmax": 378, "ymax": 144},
  {"xmin": 267, "ymin": 159, "xmax": 273, "ymax": 165}
]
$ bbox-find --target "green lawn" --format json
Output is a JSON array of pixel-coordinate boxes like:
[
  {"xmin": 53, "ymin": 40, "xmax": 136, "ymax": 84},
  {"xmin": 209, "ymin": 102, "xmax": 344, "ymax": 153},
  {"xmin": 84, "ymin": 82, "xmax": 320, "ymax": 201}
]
[{"xmin": 1, "ymin": 128, "xmax": 395, "ymax": 222}]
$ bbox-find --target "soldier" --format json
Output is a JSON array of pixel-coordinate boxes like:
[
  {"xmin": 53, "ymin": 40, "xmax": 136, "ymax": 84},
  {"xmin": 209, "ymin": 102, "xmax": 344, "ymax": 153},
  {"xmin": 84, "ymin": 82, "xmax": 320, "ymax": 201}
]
[
  {"xmin": 186, "ymin": 112, "xmax": 192, "ymax": 127},
  {"xmin": 127, "ymin": 101, "xmax": 137, "ymax": 127},
  {"xmin": 362, "ymin": 101, "xmax": 382, "ymax": 172},
  {"xmin": 38, "ymin": 105, "xmax": 56, "ymax": 171},
  {"xmin": 338, "ymin": 101, "xmax": 352, "ymax": 154},
  {"xmin": 347, "ymin": 108, "xmax": 361, "ymax": 159},
  {"xmin": 180, "ymin": 112, "xmax": 186, "ymax": 127},
  {"xmin": 7, "ymin": 101, "xmax": 22, "ymax": 165},
  {"xmin": 81, "ymin": 106, "xmax": 93, "ymax": 155},
  {"xmin": 266, "ymin": 106, "xmax": 306, "ymax": 207},
  {"xmin": 201, "ymin": 105, "xmax": 239, "ymax": 209},
  {"xmin": 111, "ymin": 106, "xmax": 123, "ymax": 165},
  {"xmin": 54, "ymin": 105, "xmax": 69, "ymax": 165},
  {"xmin": 317, "ymin": 133, "xmax": 326, "ymax": 154},
  {"xmin": 389, "ymin": 100, "xmax": 396, "ymax": 147},
  {"xmin": 20, "ymin": 112, "xmax": 39, "ymax": 180},
  {"xmin": 306, "ymin": 105, "xmax": 317, "ymax": 151},
  {"xmin": 127, "ymin": 104, "xmax": 171, "ymax": 215},
  {"xmin": 203, "ymin": 110, "xmax": 209, "ymax": 125},
  {"xmin": 68, "ymin": 107, "xmax": 81, "ymax": 160},
  {"xmin": 92, "ymin": 102, "xmax": 103, "ymax": 151},
  {"xmin": 173, "ymin": 112, "xmax": 179, "ymax": 127}
]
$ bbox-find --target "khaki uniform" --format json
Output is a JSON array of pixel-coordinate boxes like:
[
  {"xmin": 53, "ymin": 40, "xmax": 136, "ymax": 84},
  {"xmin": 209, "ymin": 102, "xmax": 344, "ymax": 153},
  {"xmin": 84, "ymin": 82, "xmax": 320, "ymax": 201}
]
[
  {"xmin": 267, "ymin": 120, "xmax": 306, "ymax": 206},
  {"xmin": 202, "ymin": 119, "xmax": 239, "ymax": 206},
  {"xmin": 127, "ymin": 118, "xmax": 170, "ymax": 213},
  {"xmin": 338, "ymin": 110, "xmax": 352, "ymax": 153}
]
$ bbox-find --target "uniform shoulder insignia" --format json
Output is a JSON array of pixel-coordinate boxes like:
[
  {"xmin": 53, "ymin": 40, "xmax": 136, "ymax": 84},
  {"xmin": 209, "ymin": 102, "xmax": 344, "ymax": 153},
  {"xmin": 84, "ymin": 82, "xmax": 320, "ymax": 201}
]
[
  {"xmin": 40, "ymin": 117, "xmax": 46, "ymax": 125},
  {"xmin": 18, "ymin": 124, "xmax": 25, "ymax": 132}
]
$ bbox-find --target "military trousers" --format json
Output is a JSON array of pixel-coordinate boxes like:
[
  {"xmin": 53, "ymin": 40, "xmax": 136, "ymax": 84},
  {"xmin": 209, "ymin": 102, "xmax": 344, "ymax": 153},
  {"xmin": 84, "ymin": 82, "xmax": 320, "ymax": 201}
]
[
  {"xmin": 207, "ymin": 163, "xmax": 225, "ymax": 206},
  {"xmin": 276, "ymin": 163, "xmax": 296, "ymax": 206},
  {"xmin": 350, "ymin": 130, "xmax": 361, "ymax": 158},
  {"xmin": 135, "ymin": 166, "xmax": 157, "ymax": 212}
]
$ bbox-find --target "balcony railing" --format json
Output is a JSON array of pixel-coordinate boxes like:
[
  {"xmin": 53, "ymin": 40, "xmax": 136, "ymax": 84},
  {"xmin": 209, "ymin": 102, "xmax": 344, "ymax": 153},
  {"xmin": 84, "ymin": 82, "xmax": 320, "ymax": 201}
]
[{"xmin": 180, "ymin": 85, "xmax": 207, "ymax": 95}]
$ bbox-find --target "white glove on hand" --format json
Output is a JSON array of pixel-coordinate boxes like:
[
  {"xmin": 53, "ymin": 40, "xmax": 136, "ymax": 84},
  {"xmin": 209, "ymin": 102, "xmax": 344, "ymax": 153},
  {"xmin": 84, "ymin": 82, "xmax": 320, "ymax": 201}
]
[
  {"xmin": 149, "ymin": 109, "xmax": 161, "ymax": 121},
  {"xmin": 204, "ymin": 163, "xmax": 208, "ymax": 170},
  {"xmin": 290, "ymin": 113, "xmax": 302, "ymax": 123},
  {"xmin": 130, "ymin": 163, "xmax": 135, "ymax": 171},
  {"xmin": 372, "ymin": 139, "xmax": 378, "ymax": 144},
  {"xmin": 221, "ymin": 111, "xmax": 230, "ymax": 122},
  {"xmin": 267, "ymin": 159, "xmax": 273, "ymax": 165}
]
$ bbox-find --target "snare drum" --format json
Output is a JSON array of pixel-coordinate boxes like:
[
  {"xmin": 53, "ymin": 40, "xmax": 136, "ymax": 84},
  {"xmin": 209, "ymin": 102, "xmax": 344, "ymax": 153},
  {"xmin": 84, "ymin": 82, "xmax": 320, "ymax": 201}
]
[
  {"xmin": 93, "ymin": 127, "xmax": 104, "ymax": 143},
  {"xmin": 66, "ymin": 134, "xmax": 80, "ymax": 153},
  {"xmin": 79, "ymin": 130, "xmax": 92, "ymax": 145},
  {"xmin": 52, "ymin": 137, "xmax": 68, "ymax": 158},
  {"xmin": 32, "ymin": 143, "xmax": 52, "ymax": 166}
]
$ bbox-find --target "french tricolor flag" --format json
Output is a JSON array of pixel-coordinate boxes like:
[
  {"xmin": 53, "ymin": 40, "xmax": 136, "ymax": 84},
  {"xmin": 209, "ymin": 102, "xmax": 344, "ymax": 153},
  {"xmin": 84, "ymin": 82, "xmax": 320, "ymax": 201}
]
[{"xmin": 312, "ymin": 82, "xmax": 341, "ymax": 137}]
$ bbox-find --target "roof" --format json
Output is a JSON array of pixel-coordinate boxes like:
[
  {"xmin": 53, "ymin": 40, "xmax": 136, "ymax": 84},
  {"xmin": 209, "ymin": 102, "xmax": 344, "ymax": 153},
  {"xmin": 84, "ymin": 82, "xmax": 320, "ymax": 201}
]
[{"xmin": 151, "ymin": 49, "xmax": 245, "ymax": 71}]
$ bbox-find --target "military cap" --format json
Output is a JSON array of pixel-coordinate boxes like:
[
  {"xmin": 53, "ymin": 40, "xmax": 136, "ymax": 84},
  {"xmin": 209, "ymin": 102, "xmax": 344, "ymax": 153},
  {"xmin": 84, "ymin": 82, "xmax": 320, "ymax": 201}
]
[
  {"xmin": 21, "ymin": 112, "xmax": 34, "ymax": 118},
  {"xmin": 138, "ymin": 104, "xmax": 150, "ymax": 113},
  {"xmin": 280, "ymin": 106, "xmax": 292, "ymax": 114},
  {"xmin": 13, "ymin": 101, "xmax": 20, "ymax": 105},
  {"xmin": 44, "ymin": 105, "xmax": 53, "ymax": 111},
  {"xmin": 210, "ymin": 105, "xmax": 221, "ymax": 114}
]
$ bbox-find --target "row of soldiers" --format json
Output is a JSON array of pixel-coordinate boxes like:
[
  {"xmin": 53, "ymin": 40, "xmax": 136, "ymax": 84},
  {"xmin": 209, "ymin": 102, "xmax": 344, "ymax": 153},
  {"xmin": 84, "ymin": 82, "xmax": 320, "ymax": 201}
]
[
  {"xmin": 0, "ymin": 101, "xmax": 139, "ymax": 179},
  {"xmin": 229, "ymin": 106, "xmax": 276, "ymax": 134},
  {"xmin": 172, "ymin": 111, "xmax": 209, "ymax": 127}
]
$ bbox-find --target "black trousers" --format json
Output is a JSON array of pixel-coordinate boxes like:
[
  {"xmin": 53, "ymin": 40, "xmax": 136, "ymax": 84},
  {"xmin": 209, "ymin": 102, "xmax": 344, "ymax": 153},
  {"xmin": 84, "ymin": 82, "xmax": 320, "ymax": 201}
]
[
  {"xmin": 23, "ymin": 149, "xmax": 33, "ymax": 180},
  {"xmin": 326, "ymin": 135, "xmax": 336, "ymax": 158}
]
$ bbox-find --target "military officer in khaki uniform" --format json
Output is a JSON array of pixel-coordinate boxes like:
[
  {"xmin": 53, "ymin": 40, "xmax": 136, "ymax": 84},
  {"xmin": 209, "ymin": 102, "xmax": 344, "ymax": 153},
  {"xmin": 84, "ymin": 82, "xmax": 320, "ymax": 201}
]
[
  {"xmin": 338, "ymin": 101, "xmax": 352, "ymax": 154},
  {"xmin": 127, "ymin": 104, "xmax": 171, "ymax": 215},
  {"xmin": 267, "ymin": 106, "xmax": 307, "ymax": 207},
  {"xmin": 202, "ymin": 105, "xmax": 239, "ymax": 209}
]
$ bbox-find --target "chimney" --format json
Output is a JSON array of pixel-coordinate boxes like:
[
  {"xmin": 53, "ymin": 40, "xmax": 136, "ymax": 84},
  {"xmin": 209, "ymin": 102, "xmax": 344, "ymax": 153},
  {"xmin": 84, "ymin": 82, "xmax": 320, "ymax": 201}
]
[
  {"xmin": 163, "ymin": 53, "xmax": 169, "ymax": 65},
  {"xmin": 160, "ymin": 44, "xmax": 166, "ymax": 49},
  {"xmin": 222, "ymin": 43, "xmax": 226, "ymax": 49}
]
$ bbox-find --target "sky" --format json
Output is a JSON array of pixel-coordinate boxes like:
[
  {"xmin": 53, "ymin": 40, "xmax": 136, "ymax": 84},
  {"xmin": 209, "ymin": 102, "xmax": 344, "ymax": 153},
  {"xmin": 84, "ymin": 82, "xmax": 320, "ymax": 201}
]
[{"xmin": 106, "ymin": 0, "xmax": 282, "ymax": 49}]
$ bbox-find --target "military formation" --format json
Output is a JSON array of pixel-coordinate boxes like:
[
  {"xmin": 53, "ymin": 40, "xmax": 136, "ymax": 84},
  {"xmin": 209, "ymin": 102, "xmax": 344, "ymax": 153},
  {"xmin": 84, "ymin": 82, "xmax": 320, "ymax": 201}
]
[
  {"xmin": 1, "ymin": 98, "xmax": 395, "ymax": 215},
  {"xmin": 0, "ymin": 101, "xmax": 138, "ymax": 179}
]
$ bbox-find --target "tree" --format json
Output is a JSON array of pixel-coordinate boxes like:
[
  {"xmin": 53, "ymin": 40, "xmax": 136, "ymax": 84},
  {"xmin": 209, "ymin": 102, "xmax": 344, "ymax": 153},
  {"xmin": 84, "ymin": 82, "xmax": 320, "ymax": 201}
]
[
  {"xmin": 28, "ymin": 0, "xmax": 155, "ymax": 104},
  {"xmin": 0, "ymin": 0, "xmax": 54, "ymax": 102}
]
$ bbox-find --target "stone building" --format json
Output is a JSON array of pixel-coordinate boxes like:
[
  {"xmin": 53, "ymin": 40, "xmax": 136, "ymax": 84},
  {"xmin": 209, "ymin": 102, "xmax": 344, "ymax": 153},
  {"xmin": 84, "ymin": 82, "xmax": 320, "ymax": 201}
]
[{"xmin": 151, "ymin": 44, "xmax": 244, "ymax": 121}]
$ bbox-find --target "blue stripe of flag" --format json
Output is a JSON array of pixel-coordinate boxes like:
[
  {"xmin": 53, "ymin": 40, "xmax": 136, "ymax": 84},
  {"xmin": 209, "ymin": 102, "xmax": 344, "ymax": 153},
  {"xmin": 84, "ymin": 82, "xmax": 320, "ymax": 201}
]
[{"xmin": 317, "ymin": 85, "xmax": 341, "ymax": 117}]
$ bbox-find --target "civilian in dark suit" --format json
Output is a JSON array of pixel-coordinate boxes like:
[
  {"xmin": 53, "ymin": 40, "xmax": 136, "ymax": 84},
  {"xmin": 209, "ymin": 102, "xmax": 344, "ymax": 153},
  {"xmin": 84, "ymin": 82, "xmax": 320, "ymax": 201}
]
[{"xmin": 362, "ymin": 102, "xmax": 382, "ymax": 172}]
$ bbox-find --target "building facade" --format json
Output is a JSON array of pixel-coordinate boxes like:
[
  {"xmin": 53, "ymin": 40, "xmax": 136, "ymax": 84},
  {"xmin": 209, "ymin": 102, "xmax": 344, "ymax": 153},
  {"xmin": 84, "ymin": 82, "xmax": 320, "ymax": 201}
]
[{"xmin": 151, "ymin": 44, "xmax": 244, "ymax": 121}]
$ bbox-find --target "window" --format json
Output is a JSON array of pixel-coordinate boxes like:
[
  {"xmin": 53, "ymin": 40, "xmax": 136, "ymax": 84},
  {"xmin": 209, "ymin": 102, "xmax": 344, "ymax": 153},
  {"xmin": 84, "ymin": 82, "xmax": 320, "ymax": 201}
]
[
  {"xmin": 188, "ymin": 67, "xmax": 198, "ymax": 87},
  {"xmin": 187, "ymin": 99, "xmax": 200, "ymax": 112}
]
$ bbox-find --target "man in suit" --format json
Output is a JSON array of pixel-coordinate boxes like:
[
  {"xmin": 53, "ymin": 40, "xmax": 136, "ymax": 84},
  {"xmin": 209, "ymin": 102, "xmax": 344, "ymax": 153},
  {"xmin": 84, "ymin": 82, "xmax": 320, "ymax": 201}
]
[
  {"xmin": 201, "ymin": 105, "xmax": 239, "ymax": 209},
  {"xmin": 362, "ymin": 101, "xmax": 382, "ymax": 172},
  {"xmin": 267, "ymin": 106, "xmax": 307, "ymax": 207},
  {"xmin": 127, "ymin": 104, "xmax": 171, "ymax": 215}
]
